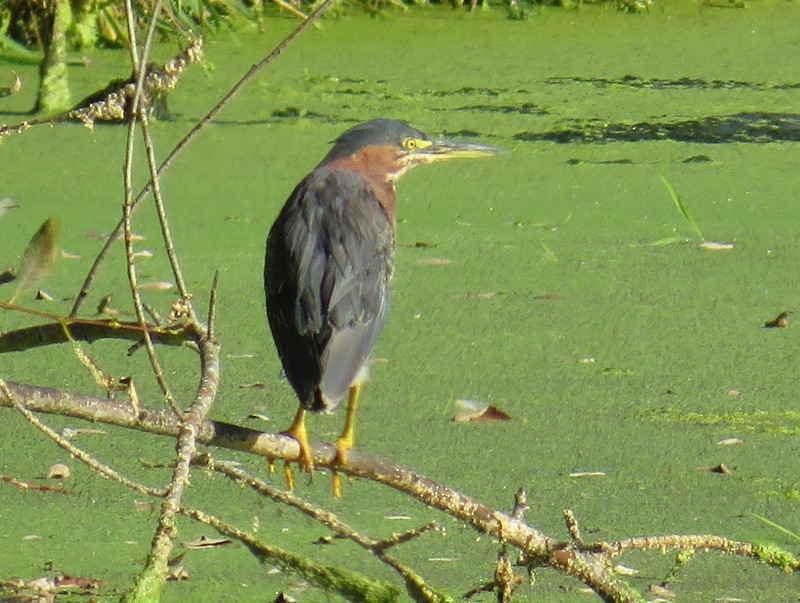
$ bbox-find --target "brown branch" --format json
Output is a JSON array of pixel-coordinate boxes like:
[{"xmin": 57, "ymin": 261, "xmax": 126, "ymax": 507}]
[
  {"xmin": 0, "ymin": 317, "xmax": 194, "ymax": 353},
  {"xmin": 4, "ymin": 380, "xmax": 784, "ymax": 601},
  {"xmin": 198, "ymin": 455, "xmax": 447, "ymax": 601},
  {"xmin": 0, "ymin": 379, "xmax": 163, "ymax": 497}
]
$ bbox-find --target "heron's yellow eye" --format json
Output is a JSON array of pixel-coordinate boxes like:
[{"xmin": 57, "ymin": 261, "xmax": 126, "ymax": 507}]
[{"xmin": 402, "ymin": 138, "xmax": 418, "ymax": 151}]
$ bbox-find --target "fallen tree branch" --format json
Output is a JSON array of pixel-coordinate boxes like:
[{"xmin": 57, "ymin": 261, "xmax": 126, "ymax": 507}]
[{"xmin": 2, "ymin": 379, "xmax": 793, "ymax": 601}]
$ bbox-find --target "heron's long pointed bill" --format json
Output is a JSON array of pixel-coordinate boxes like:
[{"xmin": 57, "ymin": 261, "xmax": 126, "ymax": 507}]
[{"xmin": 417, "ymin": 139, "xmax": 508, "ymax": 163}]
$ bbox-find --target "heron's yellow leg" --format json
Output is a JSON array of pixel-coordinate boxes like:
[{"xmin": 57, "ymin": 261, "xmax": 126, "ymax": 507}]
[
  {"xmin": 282, "ymin": 406, "xmax": 313, "ymax": 491},
  {"xmin": 332, "ymin": 382, "xmax": 361, "ymax": 497}
]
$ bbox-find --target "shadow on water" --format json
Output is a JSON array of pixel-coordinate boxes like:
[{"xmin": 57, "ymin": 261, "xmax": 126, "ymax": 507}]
[
  {"xmin": 513, "ymin": 112, "xmax": 800, "ymax": 144},
  {"xmin": 544, "ymin": 74, "xmax": 800, "ymax": 91}
]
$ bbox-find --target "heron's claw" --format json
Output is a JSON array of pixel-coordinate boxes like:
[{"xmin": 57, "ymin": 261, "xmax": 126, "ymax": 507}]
[{"xmin": 281, "ymin": 407, "xmax": 313, "ymax": 491}]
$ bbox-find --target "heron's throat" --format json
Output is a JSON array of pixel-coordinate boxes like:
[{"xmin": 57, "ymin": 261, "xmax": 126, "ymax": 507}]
[{"xmin": 326, "ymin": 146, "xmax": 401, "ymax": 224}]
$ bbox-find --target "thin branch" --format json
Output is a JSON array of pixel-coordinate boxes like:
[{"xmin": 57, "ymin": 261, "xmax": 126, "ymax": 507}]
[
  {"xmin": 207, "ymin": 270, "xmax": 219, "ymax": 341},
  {"xmin": 69, "ymin": 0, "xmax": 340, "ymax": 317},
  {"xmin": 564, "ymin": 508, "xmax": 582, "ymax": 543},
  {"xmin": 138, "ymin": 106, "xmax": 197, "ymax": 321},
  {"xmin": 178, "ymin": 505, "xmax": 401, "ymax": 602},
  {"xmin": 121, "ymin": 84, "xmax": 181, "ymax": 416},
  {"xmin": 197, "ymin": 455, "xmax": 449, "ymax": 602},
  {"xmin": 0, "ymin": 379, "xmax": 163, "ymax": 497},
  {"xmin": 0, "ymin": 315, "xmax": 194, "ymax": 353}
]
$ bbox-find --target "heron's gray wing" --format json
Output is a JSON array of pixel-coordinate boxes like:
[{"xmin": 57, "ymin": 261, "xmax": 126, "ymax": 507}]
[{"xmin": 266, "ymin": 167, "xmax": 394, "ymax": 412}]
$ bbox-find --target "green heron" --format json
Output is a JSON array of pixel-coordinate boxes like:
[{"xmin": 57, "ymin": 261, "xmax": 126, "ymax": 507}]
[{"xmin": 264, "ymin": 118, "xmax": 504, "ymax": 493}]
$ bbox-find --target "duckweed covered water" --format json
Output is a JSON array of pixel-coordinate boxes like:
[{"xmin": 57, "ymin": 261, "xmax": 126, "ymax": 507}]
[{"xmin": 2, "ymin": 1, "xmax": 800, "ymax": 600}]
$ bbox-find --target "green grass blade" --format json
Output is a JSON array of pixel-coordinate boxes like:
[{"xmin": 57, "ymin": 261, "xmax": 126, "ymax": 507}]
[
  {"xmin": 660, "ymin": 175, "xmax": 704, "ymax": 241},
  {"xmin": 750, "ymin": 512, "xmax": 800, "ymax": 544}
]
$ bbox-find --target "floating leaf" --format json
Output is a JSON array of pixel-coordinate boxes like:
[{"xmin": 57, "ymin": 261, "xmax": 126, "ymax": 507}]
[
  {"xmin": 764, "ymin": 311, "xmax": 791, "ymax": 329},
  {"xmin": 137, "ymin": 281, "xmax": 174, "ymax": 291},
  {"xmin": 0, "ymin": 198, "xmax": 19, "ymax": 220},
  {"xmin": 47, "ymin": 463, "xmax": 70, "ymax": 479},
  {"xmin": 631, "ymin": 236, "xmax": 691, "ymax": 248},
  {"xmin": 240, "ymin": 382, "xmax": 267, "ymax": 389},
  {"xmin": 54, "ymin": 574, "xmax": 104, "ymax": 590},
  {"xmin": 453, "ymin": 399, "xmax": 512, "ymax": 423},
  {"xmin": 9, "ymin": 216, "xmax": 61, "ymax": 304},
  {"xmin": 0, "ymin": 71, "xmax": 21, "ymax": 97},
  {"xmin": 415, "ymin": 257, "xmax": 453, "ymax": 266},
  {"xmin": 698, "ymin": 241, "xmax": 734, "ymax": 251},
  {"xmin": 569, "ymin": 471, "xmax": 606, "ymax": 478},
  {"xmin": 614, "ymin": 564, "xmax": 639, "ymax": 576},
  {"xmin": 709, "ymin": 463, "xmax": 733, "ymax": 474},
  {"xmin": 182, "ymin": 535, "xmax": 232, "ymax": 549}
]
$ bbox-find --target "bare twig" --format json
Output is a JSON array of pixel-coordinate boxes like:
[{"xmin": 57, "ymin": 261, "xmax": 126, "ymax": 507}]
[
  {"xmin": 121, "ymin": 81, "xmax": 181, "ymax": 416},
  {"xmin": 0, "ymin": 315, "xmax": 194, "ymax": 353},
  {"xmin": 178, "ymin": 505, "xmax": 401, "ymax": 601},
  {"xmin": 137, "ymin": 106, "xmax": 197, "ymax": 321},
  {"xmin": 207, "ymin": 270, "xmax": 219, "ymax": 341},
  {"xmin": 564, "ymin": 508, "xmax": 582, "ymax": 543},
  {"xmin": 0, "ymin": 379, "xmax": 163, "ymax": 497},
  {"xmin": 69, "ymin": 0, "xmax": 340, "ymax": 317},
  {"xmin": 124, "ymin": 328, "xmax": 220, "ymax": 601},
  {"xmin": 198, "ymin": 455, "xmax": 449, "ymax": 602},
  {"xmin": 511, "ymin": 487, "xmax": 528, "ymax": 521}
]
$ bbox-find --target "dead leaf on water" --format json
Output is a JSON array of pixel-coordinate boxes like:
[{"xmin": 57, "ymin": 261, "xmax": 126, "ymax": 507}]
[
  {"xmin": 700, "ymin": 463, "xmax": 733, "ymax": 474},
  {"xmin": 240, "ymin": 382, "xmax": 267, "ymax": 389},
  {"xmin": 698, "ymin": 241, "xmax": 734, "ymax": 251},
  {"xmin": 167, "ymin": 566, "xmax": 189, "ymax": 581},
  {"xmin": 46, "ymin": 463, "xmax": 70, "ymax": 479},
  {"xmin": 86, "ymin": 230, "xmax": 146, "ymax": 241},
  {"xmin": 647, "ymin": 583, "xmax": 675, "ymax": 599},
  {"xmin": 764, "ymin": 311, "xmax": 791, "ymax": 328},
  {"xmin": 137, "ymin": 281, "xmax": 174, "ymax": 291},
  {"xmin": 9, "ymin": 216, "xmax": 60, "ymax": 304},
  {"xmin": 182, "ymin": 535, "xmax": 232, "ymax": 550},
  {"xmin": 453, "ymin": 399, "xmax": 512, "ymax": 423},
  {"xmin": 96, "ymin": 294, "xmax": 119, "ymax": 316},
  {"xmin": 0, "ymin": 198, "xmax": 19, "ymax": 220},
  {"xmin": 569, "ymin": 471, "xmax": 606, "ymax": 478},
  {"xmin": 0, "ymin": 71, "xmax": 21, "ymax": 97},
  {"xmin": 415, "ymin": 257, "xmax": 453, "ymax": 266},
  {"xmin": 614, "ymin": 564, "xmax": 638, "ymax": 576},
  {"xmin": 313, "ymin": 536, "xmax": 334, "ymax": 545},
  {"xmin": 54, "ymin": 574, "xmax": 104, "ymax": 590},
  {"xmin": 60, "ymin": 427, "xmax": 107, "ymax": 438}
]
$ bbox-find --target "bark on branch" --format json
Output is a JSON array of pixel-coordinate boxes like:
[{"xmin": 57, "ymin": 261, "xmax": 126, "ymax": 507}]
[{"xmin": 2, "ymin": 379, "xmax": 790, "ymax": 602}]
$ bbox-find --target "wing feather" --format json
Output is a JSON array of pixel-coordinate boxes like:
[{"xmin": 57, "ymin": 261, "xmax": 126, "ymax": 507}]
[{"xmin": 265, "ymin": 167, "xmax": 394, "ymax": 413}]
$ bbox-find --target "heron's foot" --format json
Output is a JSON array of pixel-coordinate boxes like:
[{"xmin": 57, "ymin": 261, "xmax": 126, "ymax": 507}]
[
  {"xmin": 281, "ymin": 408, "xmax": 313, "ymax": 491},
  {"xmin": 331, "ymin": 433, "xmax": 354, "ymax": 497}
]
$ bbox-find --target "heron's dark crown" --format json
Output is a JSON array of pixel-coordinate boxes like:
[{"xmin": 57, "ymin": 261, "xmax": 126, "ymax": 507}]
[{"xmin": 321, "ymin": 119, "xmax": 429, "ymax": 164}]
